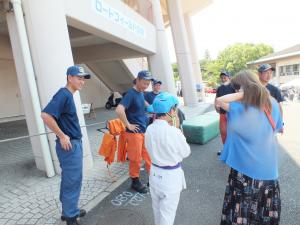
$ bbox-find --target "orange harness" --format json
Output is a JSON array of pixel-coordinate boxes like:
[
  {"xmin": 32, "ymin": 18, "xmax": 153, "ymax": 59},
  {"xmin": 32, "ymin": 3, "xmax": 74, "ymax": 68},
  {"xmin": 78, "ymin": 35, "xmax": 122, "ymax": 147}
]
[
  {"xmin": 98, "ymin": 119, "xmax": 151, "ymax": 178},
  {"xmin": 98, "ymin": 119, "xmax": 126, "ymax": 165}
]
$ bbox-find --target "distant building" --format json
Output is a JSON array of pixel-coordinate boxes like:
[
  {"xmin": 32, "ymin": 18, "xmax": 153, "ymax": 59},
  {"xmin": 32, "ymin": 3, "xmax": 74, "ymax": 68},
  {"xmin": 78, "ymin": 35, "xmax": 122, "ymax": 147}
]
[{"xmin": 247, "ymin": 44, "xmax": 300, "ymax": 86}]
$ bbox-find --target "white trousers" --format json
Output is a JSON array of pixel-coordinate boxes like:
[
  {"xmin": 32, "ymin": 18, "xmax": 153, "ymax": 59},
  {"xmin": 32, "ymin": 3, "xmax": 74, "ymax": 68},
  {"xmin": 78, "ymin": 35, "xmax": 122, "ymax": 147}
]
[{"xmin": 150, "ymin": 187, "xmax": 181, "ymax": 225}]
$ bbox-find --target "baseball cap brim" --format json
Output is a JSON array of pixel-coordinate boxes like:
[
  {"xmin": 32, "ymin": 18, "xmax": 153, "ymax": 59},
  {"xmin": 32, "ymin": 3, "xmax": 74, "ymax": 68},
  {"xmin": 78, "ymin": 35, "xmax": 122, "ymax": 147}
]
[
  {"xmin": 75, "ymin": 73, "xmax": 91, "ymax": 79},
  {"xmin": 82, "ymin": 74, "xmax": 91, "ymax": 79},
  {"xmin": 260, "ymin": 67, "xmax": 275, "ymax": 72},
  {"xmin": 139, "ymin": 76, "xmax": 153, "ymax": 80},
  {"xmin": 68, "ymin": 73, "xmax": 91, "ymax": 79}
]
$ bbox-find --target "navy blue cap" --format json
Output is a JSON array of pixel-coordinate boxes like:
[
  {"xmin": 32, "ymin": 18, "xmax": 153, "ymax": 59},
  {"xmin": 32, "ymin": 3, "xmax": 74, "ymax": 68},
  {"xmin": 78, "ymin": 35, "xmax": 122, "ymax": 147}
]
[
  {"xmin": 220, "ymin": 70, "xmax": 230, "ymax": 77},
  {"xmin": 66, "ymin": 66, "xmax": 91, "ymax": 79},
  {"xmin": 258, "ymin": 64, "xmax": 275, "ymax": 73},
  {"xmin": 137, "ymin": 70, "xmax": 153, "ymax": 80},
  {"xmin": 152, "ymin": 79, "xmax": 162, "ymax": 85}
]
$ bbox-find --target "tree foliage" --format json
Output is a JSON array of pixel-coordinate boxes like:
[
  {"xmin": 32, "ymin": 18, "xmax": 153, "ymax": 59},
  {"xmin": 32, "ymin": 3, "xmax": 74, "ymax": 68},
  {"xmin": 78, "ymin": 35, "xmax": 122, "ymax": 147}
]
[
  {"xmin": 172, "ymin": 63, "xmax": 180, "ymax": 82},
  {"xmin": 200, "ymin": 43, "xmax": 274, "ymax": 87}
]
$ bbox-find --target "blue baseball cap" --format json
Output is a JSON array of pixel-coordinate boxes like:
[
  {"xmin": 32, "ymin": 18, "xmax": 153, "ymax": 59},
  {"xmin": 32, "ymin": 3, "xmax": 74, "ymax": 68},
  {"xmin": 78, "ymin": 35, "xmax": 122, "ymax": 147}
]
[
  {"xmin": 147, "ymin": 92, "xmax": 179, "ymax": 114},
  {"xmin": 137, "ymin": 70, "xmax": 153, "ymax": 80},
  {"xmin": 66, "ymin": 66, "xmax": 91, "ymax": 79},
  {"xmin": 258, "ymin": 64, "xmax": 275, "ymax": 73},
  {"xmin": 152, "ymin": 79, "xmax": 162, "ymax": 85},
  {"xmin": 220, "ymin": 70, "xmax": 230, "ymax": 77}
]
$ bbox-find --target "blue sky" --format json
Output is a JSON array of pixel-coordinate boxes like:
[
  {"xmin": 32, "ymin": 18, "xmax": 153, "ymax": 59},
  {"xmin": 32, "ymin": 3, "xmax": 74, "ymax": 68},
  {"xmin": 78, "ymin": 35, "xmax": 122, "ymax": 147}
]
[{"xmin": 166, "ymin": 0, "xmax": 300, "ymax": 61}]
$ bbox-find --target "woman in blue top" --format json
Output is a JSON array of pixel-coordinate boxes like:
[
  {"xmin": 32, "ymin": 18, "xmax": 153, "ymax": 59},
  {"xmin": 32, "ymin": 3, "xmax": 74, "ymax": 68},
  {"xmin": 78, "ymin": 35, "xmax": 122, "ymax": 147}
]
[{"xmin": 215, "ymin": 70, "xmax": 283, "ymax": 225}]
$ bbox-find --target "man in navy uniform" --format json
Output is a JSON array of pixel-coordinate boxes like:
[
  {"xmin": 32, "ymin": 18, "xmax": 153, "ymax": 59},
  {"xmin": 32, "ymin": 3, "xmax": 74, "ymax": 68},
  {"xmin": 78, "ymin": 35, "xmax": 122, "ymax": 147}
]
[
  {"xmin": 258, "ymin": 64, "xmax": 284, "ymax": 117},
  {"xmin": 41, "ymin": 66, "xmax": 90, "ymax": 225},
  {"xmin": 144, "ymin": 79, "xmax": 162, "ymax": 105},
  {"xmin": 116, "ymin": 70, "xmax": 153, "ymax": 194},
  {"xmin": 215, "ymin": 70, "xmax": 236, "ymax": 155}
]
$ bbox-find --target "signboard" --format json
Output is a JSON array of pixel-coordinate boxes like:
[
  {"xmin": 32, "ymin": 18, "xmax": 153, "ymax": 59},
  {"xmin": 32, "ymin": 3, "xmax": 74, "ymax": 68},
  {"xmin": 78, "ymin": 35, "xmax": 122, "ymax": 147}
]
[{"xmin": 93, "ymin": 0, "xmax": 146, "ymax": 38}]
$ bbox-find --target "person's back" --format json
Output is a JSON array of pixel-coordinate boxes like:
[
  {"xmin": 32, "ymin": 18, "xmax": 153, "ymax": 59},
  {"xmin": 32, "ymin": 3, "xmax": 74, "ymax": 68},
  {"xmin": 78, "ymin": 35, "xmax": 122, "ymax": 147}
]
[
  {"xmin": 146, "ymin": 120, "xmax": 190, "ymax": 168},
  {"xmin": 145, "ymin": 93, "xmax": 190, "ymax": 225},
  {"xmin": 221, "ymin": 99, "xmax": 282, "ymax": 179},
  {"xmin": 215, "ymin": 70, "xmax": 283, "ymax": 225}
]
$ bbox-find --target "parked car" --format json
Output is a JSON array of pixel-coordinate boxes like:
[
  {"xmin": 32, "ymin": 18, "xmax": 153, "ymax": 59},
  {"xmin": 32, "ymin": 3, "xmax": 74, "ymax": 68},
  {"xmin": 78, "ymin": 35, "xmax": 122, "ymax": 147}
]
[{"xmin": 205, "ymin": 87, "xmax": 217, "ymax": 94}]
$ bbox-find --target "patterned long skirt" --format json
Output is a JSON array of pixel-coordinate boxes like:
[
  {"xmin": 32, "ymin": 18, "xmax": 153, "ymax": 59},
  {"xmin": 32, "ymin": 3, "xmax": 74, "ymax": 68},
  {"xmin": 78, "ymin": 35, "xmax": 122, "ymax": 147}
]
[{"xmin": 220, "ymin": 168, "xmax": 281, "ymax": 225}]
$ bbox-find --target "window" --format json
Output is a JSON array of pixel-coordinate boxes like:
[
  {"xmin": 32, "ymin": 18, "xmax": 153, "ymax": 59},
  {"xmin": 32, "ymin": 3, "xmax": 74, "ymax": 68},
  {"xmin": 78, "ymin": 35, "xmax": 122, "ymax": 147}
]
[
  {"xmin": 293, "ymin": 64, "xmax": 299, "ymax": 75},
  {"xmin": 286, "ymin": 65, "xmax": 292, "ymax": 75},
  {"xmin": 280, "ymin": 66, "xmax": 285, "ymax": 76}
]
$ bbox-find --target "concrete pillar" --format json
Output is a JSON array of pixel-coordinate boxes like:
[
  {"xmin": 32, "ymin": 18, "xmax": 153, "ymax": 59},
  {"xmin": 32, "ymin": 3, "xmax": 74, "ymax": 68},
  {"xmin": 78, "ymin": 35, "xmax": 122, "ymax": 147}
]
[
  {"xmin": 184, "ymin": 13, "xmax": 204, "ymax": 101},
  {"xmin": 21, "ymin": 0, "xmax": 93, "ymax": 173},
  {"xmin": 166, "ymin": 0, "xmax": 198, "ymax": 106},
  {"xmin": 146, "ymin": 0, "xmax": 176, "ymax": 94},
  {"xmin": 6, "ymin": 0, "xmax": 55, "ymax": 177}
]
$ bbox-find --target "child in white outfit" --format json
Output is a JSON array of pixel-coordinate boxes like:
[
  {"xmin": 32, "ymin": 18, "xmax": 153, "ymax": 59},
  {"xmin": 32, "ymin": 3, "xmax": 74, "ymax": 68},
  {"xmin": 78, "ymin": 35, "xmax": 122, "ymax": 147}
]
[{"xmin": 145, "ymin": 92, "xmax": 191, "ymax": 225}]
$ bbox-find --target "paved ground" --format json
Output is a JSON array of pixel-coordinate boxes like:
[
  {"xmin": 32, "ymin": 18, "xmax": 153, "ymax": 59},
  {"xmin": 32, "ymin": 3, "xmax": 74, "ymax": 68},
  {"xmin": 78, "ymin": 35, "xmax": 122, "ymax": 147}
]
[
  {"xmin": 80, "ymin": 102, "xmax": 300, "ymax": 225},
  {"xmin": 0, "ymin": 102, "xmax": 211, "ymax": 225},
  {"xmin": 0, "ymin": 108, "xmax": 128, "ymax": 225},
  {"xmin": 0, "ymin": 101, "xmax": 298, "ymax": 225}
]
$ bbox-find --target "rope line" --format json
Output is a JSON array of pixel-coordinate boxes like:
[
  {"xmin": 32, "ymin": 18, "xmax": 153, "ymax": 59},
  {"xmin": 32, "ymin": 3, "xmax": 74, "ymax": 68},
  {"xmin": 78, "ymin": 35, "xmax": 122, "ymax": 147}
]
[{"xmin": 0, "ymin": 121, "xmax": 107, "ymax": 143}]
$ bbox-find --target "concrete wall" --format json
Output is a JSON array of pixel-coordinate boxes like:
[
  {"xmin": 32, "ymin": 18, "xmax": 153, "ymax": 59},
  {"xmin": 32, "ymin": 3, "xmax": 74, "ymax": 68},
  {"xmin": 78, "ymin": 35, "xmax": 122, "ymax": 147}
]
[
  {"xmin": 79, "ymin": 73, "xmax": 111, "ymax": 108},
  {"xmin": 0, "ymin": 36, "xmax": 111, "ymax": 123},
  {"xmin": 0, "ymin": 35, "xmax": 24, "ymax": 122},
  {"xmin": 276, "ymin": 56, "xmax": 300, "ymax": 67}
]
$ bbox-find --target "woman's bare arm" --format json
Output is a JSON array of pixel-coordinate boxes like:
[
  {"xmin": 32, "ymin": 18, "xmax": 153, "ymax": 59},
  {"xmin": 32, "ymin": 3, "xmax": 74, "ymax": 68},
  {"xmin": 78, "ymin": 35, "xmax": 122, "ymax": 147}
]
[{"xmin": 215, "ymin": 92, "xmax": 244, "ymax": 112}]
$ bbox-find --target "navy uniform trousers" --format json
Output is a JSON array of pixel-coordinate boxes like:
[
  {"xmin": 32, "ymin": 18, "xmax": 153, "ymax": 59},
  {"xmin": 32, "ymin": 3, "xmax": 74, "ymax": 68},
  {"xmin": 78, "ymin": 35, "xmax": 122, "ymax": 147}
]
[{"xmin": 56, "ymin": 139, "xmax": 83, "ymax": 218}]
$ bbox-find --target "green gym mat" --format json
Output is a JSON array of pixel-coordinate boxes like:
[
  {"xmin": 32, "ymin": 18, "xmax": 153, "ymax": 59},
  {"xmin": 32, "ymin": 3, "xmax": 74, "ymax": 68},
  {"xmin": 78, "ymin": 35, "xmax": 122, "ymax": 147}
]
[{"xmin": 182, "ymin": 113, "xmax": 220, "ymax": 145}]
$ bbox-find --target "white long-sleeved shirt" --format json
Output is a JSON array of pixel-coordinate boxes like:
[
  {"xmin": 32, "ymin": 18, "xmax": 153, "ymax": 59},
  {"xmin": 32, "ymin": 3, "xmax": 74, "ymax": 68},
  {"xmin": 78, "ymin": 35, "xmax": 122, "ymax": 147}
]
[{"xmin": 145, "ymin": 119, "xmax": 191, "ymax": 167}]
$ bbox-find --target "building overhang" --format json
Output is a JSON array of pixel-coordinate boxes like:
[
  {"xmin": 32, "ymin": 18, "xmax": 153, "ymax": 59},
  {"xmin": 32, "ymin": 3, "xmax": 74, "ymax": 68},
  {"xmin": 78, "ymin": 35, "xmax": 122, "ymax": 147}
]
[
  {"xmin": 247, "ymin": 51, "xmax": 300, "ymax": 66},
  {"xmin": 160, "ymin": 0, "xmax": 213, "ymax": 26}
]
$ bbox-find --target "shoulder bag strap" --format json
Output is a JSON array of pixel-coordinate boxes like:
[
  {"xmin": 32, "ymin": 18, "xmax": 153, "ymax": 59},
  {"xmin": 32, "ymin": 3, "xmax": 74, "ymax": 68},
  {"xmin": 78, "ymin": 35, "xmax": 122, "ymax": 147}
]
[{"xmin": 264, "ymin": 107, "xmax": 276, "ymax": 131}]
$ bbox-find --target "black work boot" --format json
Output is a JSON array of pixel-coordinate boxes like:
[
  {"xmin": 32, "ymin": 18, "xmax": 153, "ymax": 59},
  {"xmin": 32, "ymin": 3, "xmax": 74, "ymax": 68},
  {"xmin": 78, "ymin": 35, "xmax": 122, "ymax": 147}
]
[
  {"xmin": 61, "ymin": 209, "xmax": 86, "ymax": 221},
  {"xmin": 65, "ymin": 217, "xmax": 80, "ymax": 225},
  {"xmin": 131, "ymin": 177, "xmax": 147, "ymax": 194}
]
